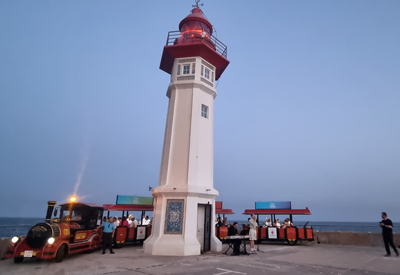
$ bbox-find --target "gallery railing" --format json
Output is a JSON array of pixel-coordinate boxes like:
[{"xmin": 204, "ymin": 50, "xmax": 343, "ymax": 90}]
[{"xmin": 165, "ymin": 31, "xmax": 228, "ymax": 59}]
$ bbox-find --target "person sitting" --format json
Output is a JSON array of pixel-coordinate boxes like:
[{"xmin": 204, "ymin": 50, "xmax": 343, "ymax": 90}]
[
  {"xmin": 142, "ymin": 215, "xmax": 151, "ymax": 226},
  {"xmin": 227, "ymin": 222, "xmax": 240, "ymax": 255},
  {"xmin": 282, "ymin": 218, "xmax": 292, "ymax": 228},
  {"xmin": 263, "ymin": 217, "xmax": 272, "ymax": 228},
  {"xmin": 122, "ymin": 216, "xmax": 130, "ymax": 226},
  {"xmin": 127, "ymin": 215, "xmax": 133, "ymax": 227},
  {"xmin": 131, "ymin": 216, "xmax": 138, "ymax": 228},
  {"xmin": 216, "ymin": 217, "xmax": 222, "ymax": 227},
  {"xmin": 274, "ymin": 219, "xmax": 281, "ymax": 228},
  {"xmin": 113, "ymin": 216, "xmax": 119, "ymax": 227},
  {"xmin": 223, "ymin": 217, "xmax": 229, "ymax": 226}
]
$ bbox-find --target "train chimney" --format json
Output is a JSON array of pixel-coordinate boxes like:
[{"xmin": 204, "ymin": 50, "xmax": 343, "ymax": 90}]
[{"xmin": 45, "ymin": 201, "xmax": 57, "ymax": 222}]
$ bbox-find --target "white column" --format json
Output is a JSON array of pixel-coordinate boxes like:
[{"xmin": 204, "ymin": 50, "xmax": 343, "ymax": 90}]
[{"xmin": 144, "ymin": 57, "xmax": 221, "ymax": 256}]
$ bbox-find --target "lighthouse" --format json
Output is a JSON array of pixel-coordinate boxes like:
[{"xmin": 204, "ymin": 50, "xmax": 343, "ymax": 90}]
[{"xmin": 143, "ymin": 1, "xmax": 229, "ymax": 256}]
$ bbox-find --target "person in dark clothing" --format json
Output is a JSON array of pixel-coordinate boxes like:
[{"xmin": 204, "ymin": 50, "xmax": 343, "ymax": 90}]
[
  {"xmin": 380, "ymin": 212, "xmax": 398, "ymax": 257},
  {"xmin": 228, "ymin": 222, "xmax": 240, "ymax": 255},
  {"xmin": 215, "ymin": 216, "xmax": 222, "ymax": 227}
]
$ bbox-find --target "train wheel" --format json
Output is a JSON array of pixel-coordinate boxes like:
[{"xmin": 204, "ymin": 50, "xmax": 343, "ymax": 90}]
[
  {"xmin": 14, "ymin": 257, "xmax": 24, "ymax": 263},
  {"xmin": 287, "ymin": 239, "xmax": 298, "ymax": 246},
  {"xmin": 55, "ymin": 244, "xmax": 67, "ymax": 262}
]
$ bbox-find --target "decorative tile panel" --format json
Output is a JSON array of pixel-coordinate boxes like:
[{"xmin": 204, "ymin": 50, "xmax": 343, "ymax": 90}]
[{"xmin": 164, "ymin": 199, "xmax": 184, "ymax": 234}]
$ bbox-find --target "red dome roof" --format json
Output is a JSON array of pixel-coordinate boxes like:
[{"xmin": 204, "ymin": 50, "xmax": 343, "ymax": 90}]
[{"xmin": 179, "ymin": 7, "xmax": 213, "ymax": 36}]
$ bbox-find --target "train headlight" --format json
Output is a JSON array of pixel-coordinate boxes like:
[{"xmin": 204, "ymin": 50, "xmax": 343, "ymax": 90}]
[
  {"xmin": 11, "ymin": 236, "xmax": 19, "ymax": 243},
  {"xmin": 47, "ymin": 237, "xmax": 55, "ymax": 244}
]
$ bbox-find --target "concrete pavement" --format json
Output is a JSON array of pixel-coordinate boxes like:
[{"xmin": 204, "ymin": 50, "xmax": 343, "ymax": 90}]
[{"xmin": 0, "ymin": 243, "xmax": 399, "ymax": 275}]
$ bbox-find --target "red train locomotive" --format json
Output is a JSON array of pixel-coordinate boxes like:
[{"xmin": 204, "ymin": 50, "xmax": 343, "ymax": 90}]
[
  {"xmin": 7, "ymin": 197, "xmax": 154, "ymax": 263},
  {"xmin": 7, "ymin": 200, "xmax": 104, "ymax": 263}
]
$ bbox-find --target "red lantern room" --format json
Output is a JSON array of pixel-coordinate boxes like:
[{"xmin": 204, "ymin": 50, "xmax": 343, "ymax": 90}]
[{"xmin": 160, "ymin": 2, "xmax": 229, "ymax": 80}]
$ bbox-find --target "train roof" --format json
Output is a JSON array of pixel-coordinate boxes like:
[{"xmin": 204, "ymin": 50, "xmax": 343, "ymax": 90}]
[
  {"xmin": 58, "ymin": 202, "xmax": 104, "ymax": 209},
  {"xmin": 216, "ymin": 209, "xmax": 235, "ymax": 215},
  {"xmin": 103, "ymin": 204, "xmax": 154, "ymax": 211},
  {"xmin": 215, "ymin": 201, "xmax": 234, "ymax": 215},
  {"xmin": 242, "ymin": 207, "xmax": 312, "ymax": 215}
]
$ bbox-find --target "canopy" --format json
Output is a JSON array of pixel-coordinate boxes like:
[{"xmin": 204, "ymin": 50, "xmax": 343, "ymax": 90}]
[
  {"xmin": 103, "ymin": 204, "xmax": 154, "ymax": 212},
  {"xmin": 243, "ymin": 207, "xmax": 311, "ymax": 215},
  {"xmin": 215, "ymin": 201, "xmax": 235, "ymax": 215},
  {"xmin": 216, "ymin": 209, "xmax": 235, "ymax": 215}
]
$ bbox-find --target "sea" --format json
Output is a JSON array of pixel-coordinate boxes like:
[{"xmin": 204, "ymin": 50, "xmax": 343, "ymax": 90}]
[{"xmin": 1, "ymin": 218, "xmax": 399, "ymax": 238}]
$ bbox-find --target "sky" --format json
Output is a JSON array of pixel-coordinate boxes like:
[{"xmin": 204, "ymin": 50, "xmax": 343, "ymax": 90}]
[{"xmin": 0, "ymin": 0, "xmax": 399, "ymax": 222}]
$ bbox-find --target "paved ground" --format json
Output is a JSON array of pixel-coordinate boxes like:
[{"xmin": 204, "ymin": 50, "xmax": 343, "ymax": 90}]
[{"xmin": 1, "ymin": 243, "xmax": 399, "ymax": 275}]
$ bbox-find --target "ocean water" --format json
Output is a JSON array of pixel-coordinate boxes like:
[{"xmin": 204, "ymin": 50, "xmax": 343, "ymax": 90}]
[
  {"xmin": 1, "ymin": 218, "xmax": 399, "ymax": 237},
  {"xmin": 0, "ymin": 218, "xmax": 44, "ymax": 238}
]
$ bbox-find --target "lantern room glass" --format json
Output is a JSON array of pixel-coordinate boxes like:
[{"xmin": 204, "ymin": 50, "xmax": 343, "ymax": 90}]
[{"xmin": 180, "ymin": 21, "xmax": 211, "ymax": 37}]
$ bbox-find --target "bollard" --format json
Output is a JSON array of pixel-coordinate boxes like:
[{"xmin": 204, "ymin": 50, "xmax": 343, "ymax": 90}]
[{"xmin": 0, "ymin": 238, "xmax": 11, "ymax": 260}]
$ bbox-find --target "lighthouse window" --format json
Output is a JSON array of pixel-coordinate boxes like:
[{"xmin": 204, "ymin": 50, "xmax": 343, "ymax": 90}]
[
  {"xmin": 177, "ymin": 65, "xmax": 181, "ymax": 76},
  {"xmin": 201, "ymin": 104, "xmax": 208, "ymax": 118},
  {"xmin": 204, "ymin": 68, "xmax": 210, "ymax": 79},
  {"xmin": 183, "ymin": 65, "xmax": 190, "ymax": 75}
]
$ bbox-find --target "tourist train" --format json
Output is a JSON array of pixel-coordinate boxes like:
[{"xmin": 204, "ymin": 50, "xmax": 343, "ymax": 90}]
[
  {"xmin": 7, "ymin": 198, "xmax": 313, "ymax": 263},
  {"xmin": 6, "ymin": 198, "xmax": 153, "ymax": 263},
  {"xmin": 215, "ymin": 201, "xmax": 314, "ymax": 245}
]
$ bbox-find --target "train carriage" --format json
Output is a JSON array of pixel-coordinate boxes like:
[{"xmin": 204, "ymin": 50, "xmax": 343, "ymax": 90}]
[
  {"xmin": 243, "ymin": 207, "xmax": 314, "ymax": 245},
  {"xmin": 103, "ymin": 203, "xmax": 153, "ymax": 248},
  {"xmin": 214, "ymin": 201, "xmax": 234, "ymax": 242}
]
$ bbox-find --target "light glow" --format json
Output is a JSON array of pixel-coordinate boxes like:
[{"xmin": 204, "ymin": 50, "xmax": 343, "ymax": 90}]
[
  {"xmin": 11, "ymin": 236, "xmax": 19, "ymax": 243},
  {"xmin": 70, "ymin": 197, "xmax": 76, "ymax": 202},
  {"xmin": 47, "ymin": 237, "xmax": 55, "ymax": 244},
  {"xmin": 180, "ymin": 29, "xmax": 209, "ymax": 39}
]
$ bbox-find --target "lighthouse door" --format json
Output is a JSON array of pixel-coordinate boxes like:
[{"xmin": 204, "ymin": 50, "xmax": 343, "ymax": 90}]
[{"xmin": 203, "ymin": 204, "xmax": 211, "ymax": 252}]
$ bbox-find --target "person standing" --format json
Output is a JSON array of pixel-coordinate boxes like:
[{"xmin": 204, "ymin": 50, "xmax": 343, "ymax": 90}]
[
  {"xmin": 249, "ymin": 214, "xmax": 258, "ymax": 252},
  {"xmin": 99, "ymin": 217, "xmax": 115, "ymax": 254},
  {"xmin": 380, "ymin": 212, "xmax": 398, "ymax": 257}
]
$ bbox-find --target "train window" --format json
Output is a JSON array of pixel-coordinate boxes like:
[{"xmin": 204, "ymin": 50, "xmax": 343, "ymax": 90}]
[{"xmin": 52, "ymin": 207, "xmax": 61, "ymax": 219}]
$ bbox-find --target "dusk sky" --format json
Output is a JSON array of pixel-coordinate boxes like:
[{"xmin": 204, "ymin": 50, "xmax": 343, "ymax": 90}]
[{"xmin": 1, "ymin": 0, "xmax": 399, "ymax": 222}]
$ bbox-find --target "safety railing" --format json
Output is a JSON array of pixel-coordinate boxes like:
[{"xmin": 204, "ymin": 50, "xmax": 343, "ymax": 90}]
[{"xmin": 165, "ymin": 31, "xmax": 227, "ymax": 58}]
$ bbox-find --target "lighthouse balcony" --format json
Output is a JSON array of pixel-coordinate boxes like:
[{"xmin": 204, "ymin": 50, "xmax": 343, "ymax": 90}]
[
  {"xmin": 160, "ymin": 31, "xmax": 229, "ymax": 81},
  {"xmin": 166, "ymin": 31, "xmax": 227, "ymax": 58}
]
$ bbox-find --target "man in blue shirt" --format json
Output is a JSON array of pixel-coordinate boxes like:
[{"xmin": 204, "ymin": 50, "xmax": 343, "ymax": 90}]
[{"xmin": 99, "ymin": 217, "xmax": 115, "ymax": 254}]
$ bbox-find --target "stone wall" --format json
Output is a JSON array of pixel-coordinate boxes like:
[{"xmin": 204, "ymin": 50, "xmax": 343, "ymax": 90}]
[
  {"xmin": 0, "ymin": 238, "xmax": 11, "ymax": 260},
  {"xmin": 314, "ymin": 231, "xmax": 400, "ymax": 247}
]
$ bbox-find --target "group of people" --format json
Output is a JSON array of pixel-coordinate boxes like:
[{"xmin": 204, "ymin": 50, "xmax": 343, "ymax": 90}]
[
  {"xmin": 227, "ymin": 214, "xmax": 259, "ymax": 254},
  {"xmin": 102, "ymin": 215, "xmax": 151, "ymax": 229},
  {"xmin": 215, "ymin": 216, "xmax": 230, "ymax": 227},
  {"xmin": 98, "ymin": 214, "xmax": 152, "ymax": 255},
  {"xmin": 262, "ymin": 217, "xmax": 293, "ymax": 228}
]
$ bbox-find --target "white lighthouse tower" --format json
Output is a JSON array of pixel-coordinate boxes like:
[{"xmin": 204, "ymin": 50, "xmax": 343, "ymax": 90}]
[{"xmin": 143, "ymin": 1, "xmax": 229, "ymax": 256}]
